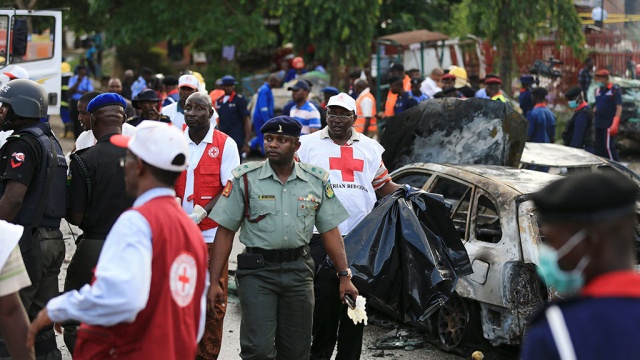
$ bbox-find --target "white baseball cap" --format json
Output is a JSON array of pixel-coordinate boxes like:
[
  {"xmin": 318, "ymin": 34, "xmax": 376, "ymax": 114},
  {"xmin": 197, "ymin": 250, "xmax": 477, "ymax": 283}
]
[
  {"xmin": 326, "ymin": 92, "xmax": 356, "ymax": 112},
  {"xmin": 111, "ymin": 121, "xmax": 189, "ymax": 172},
  {"xmin": 178, "ymin": 74, "xmax": 199, "ymax": 90},
  {"xmin": 5, "ymin": 66, "xmax": 29, "ymax": 80}
]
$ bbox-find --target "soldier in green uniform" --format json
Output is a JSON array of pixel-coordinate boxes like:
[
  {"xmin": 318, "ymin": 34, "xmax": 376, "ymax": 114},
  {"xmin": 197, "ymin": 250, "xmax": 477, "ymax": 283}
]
[{"xmin": 208, "ymin": 115, "xmax": 358, "ymax": 360}]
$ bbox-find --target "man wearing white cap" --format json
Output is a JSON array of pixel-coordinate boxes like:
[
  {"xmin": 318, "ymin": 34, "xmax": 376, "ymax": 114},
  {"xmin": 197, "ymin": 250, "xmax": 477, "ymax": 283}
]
[
  {"xmin": 28, "ymin": 121, "xmax": 209, "ymax": 360},
  {"xmin": 297, "ymin": 92, "xmax": 400, "ymax": 359},
  {"xmin": 0, "ymin": 221, "xmax": 33, "ymax": 359},
  {"xmin": 162, "ymin": 74, "xmax": 218, "ymax": 131}
]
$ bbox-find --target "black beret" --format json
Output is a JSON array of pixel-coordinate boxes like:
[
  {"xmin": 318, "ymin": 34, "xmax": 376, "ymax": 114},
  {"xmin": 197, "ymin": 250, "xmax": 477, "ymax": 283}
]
[
  {"xmin": 87, "ymin": 93, "xmax": 127, "ymax": 113},
  {"xmin": 390, "ymin": 63, "xmax": 404, "ymax": 72},
  {"xmin": 532, "ymin": 172, "xmax": 638, "ymax": 223},
  {"xmin": 520, "ymin": 75, "xmax": 535, "ymax": 85},
  {"xmin": 531, "ymin": 87, "xmax": 548, "ymax": 97},
  {"xmin": 162, "ymin": 75, "xmax": 178, "ymax": 86},
  {"xmin": 565, "ymin": 87, "xmax": 583, "ymax": 99},
  {"xmin": 260, "ymin": 116, "xmax": 302, "ymax": 137}
]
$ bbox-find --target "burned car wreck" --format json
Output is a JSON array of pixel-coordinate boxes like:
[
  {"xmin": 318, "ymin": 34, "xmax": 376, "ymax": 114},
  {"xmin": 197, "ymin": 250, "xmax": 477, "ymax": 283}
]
[{"xmin": 344, "ymin": 98, "xmax": 577, "ymax": 348}]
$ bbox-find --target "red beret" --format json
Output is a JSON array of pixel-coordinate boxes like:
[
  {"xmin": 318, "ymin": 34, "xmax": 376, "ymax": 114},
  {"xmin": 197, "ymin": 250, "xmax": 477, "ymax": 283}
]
[
  {"xmin": 441, "ymin": 73, "xmax": 456, "ymax": 81},
  {"xmin": 595, "ymin": 69, "xmax": 610, "ymax": 76},
  {"xmin": 485, "ymin": 77, "xmax": 502, "ymax": 85}
]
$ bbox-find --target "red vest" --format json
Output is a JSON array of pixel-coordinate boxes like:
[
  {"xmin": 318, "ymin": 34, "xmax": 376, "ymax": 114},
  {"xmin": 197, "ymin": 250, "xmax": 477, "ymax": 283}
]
[
  {"xmin": 73, "ymin": 195, "xmax": 207, "ymax": 360},
  {"xmin": 175, "ymin": 130, "xmax": 228, "ymax": 231}
]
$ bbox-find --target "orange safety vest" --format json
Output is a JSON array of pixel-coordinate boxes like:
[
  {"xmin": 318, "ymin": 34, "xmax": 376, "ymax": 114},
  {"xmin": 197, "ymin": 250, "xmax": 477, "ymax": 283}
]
[
  {"xmin": 354, "ymin": 91, "xmax": 377, "ymax": 133},
  {"xmin": 175, "ymin": 130, "xmax": 228, "ymax": 231},
  {"xmin": 384, "ymin": 75, "xmax": 412, "ymax": 116}
]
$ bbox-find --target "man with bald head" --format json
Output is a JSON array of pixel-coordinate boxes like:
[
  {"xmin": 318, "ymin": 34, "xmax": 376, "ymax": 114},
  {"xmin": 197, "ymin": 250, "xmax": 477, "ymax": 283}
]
[
  {"xmin": 174, "ymin": 92, "xmax": 239, "ymax": 359},
  {"xmin": 108, "ymin": 77, "xmax": 136, "ymax": 119},
  {"xmin": 63, "ymin": 93, "xmax": 137, "ymax": 353}
]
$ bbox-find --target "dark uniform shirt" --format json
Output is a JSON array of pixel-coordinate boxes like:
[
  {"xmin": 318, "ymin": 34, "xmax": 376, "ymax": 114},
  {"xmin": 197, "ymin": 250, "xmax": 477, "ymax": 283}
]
[
  {"xmin": 562, "ymin": 102, "xmax": 595, "ymax": 150},
  {"xmin": 393, "ymin": 92, "xmax": 419, "ymax": 115},
  {"xmin": 594, "ymin": 83, "xmax": 622, "ymax": 129},
  {"xmin": 126, "ymin": 115, "xmax": 171, "ymax": 127},
  {"xmin": 68, "ymin": 133, "xmax": 136, "ymax": 239},
  {"xmin": 216, "ymin": 92, "xmax": 249, "ymax": 150},
  {"xmin": 519, "ymin": 88, "xmax": 533, "ymax": 117},
  {"xmin": 521, "ymin": 271, "xmax": 640, "ymax": 360}
]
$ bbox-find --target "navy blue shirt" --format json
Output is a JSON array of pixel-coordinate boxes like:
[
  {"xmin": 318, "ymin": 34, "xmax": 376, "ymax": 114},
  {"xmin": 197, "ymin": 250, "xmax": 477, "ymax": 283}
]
[
  {"xmin": 393, "ymin": 92, "xmax": 419, "ymax": 115},
  {"xmin": 594, "ymin": 84, "xmax": 622, "ymax": 129},
  {"xmin": 519, "ymin": 88, "xmax": 533, "ymax": 117},
  {"xmin": 216, "ymin": 92, "xmax": 249, "ymax": 149},
  {"xmin": 526, "ymin": 105, "xmax": 556, "ymax": 143}
]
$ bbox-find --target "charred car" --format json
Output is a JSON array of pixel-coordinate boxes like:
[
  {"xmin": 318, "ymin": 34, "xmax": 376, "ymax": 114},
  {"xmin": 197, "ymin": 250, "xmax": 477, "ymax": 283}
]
[{"xmin": 391, "ymin": 163, "xmax": 562, "ymax": 348}]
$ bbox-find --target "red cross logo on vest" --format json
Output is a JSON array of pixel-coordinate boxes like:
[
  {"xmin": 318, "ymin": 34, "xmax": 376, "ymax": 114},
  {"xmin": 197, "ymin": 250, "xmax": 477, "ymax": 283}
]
[
  {"xmin": 329, "ymin": 146, "xmax": 364, "ymax": 182},
  {"xmin": 169, "ymin": 252, "xmax": 198, "ymax": 307}
]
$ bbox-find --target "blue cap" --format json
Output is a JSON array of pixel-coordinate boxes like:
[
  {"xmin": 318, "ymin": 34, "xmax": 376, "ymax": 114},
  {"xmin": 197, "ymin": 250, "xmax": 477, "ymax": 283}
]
[
  {"xmin": 321, "ymin": 86, "xmax": 339, "ymax": 95},
  {"xmin": 260, "ymin": 116, "xmax": 302, "ymax": 137},
  {"xmin": 520, "ymin": 75, "xmax": 534, "ymax": 85},
  {"xmin": 221, "ymin": 75, "xmax": 236, "ymax": 86},
  {"xmin": 287, "ymin": 80, "xmax": 310, "ymax": 92},
  {"xmin": 87, "ymin": 93, "xmax": 127, "ymax": 113}
]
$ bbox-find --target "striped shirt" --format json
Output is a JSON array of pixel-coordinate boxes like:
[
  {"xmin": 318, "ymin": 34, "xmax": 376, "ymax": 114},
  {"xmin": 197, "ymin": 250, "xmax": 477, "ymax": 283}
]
[
  {"xmin": 0, "ymin": 245, "xmax": 31, "ymax": 297},
  {"xmin": 291, "ymin": 101, "xmax": 321, "ymax": 135}
]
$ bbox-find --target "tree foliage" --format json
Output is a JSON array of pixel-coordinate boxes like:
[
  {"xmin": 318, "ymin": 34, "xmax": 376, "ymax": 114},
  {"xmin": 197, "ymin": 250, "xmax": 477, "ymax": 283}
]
[
  {"xmin": 463, "ymin": 0, "xmax": 585, "ymax": 81},
  {"xmin": 275, "ymin": 0, "xmax": 380, "ymax": 67},
  {"xmin": 378, "ymin": 0, "xmax": 463, "ymax": 37}
]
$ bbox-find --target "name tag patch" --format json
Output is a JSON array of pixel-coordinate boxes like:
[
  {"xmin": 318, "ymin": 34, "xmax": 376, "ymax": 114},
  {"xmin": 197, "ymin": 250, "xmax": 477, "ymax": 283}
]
[{"xmin": 258, "ymin": 195, "xmax": 275, "ymax": 200}]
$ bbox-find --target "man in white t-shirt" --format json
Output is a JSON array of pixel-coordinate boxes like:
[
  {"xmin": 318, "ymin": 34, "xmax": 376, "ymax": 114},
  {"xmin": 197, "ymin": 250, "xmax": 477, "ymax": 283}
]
[
  {"xmin": 420, "ymin": 66, "xmax": 444, "ymax": 98},
  {"xmin": 162, "ymin": 74, "xmax": 218, "ymax": 131},
  {"xmin": 174, "ymin": 92, "xmax": 239, "ymax": 359},
  {"xmin": 297, "ymin": 92, "xmax": 400, "ymax": 360}
]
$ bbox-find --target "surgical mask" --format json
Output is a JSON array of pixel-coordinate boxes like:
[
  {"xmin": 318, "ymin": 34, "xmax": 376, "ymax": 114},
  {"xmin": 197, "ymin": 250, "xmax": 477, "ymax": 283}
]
[
  {"xmin": 537, "ymin": 229, "xmax": 590, "ymax": 294},
  {"xmin": 596, "ymin": 82, "xmax": 604, "ymax": 87},
  {"xmin": 568, "ymin": 100, "xmax": 578, "ymax": 109}
]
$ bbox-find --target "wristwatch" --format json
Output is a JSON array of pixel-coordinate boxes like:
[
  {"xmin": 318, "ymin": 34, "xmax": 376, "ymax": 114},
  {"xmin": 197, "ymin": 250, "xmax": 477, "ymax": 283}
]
[{"xmin": 337, "ymin": 268, "xmax": 352, "ymax": 279}]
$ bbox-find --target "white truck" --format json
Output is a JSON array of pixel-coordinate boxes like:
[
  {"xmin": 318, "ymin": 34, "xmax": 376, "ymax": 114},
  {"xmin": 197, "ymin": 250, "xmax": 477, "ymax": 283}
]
[{"xmin": 0, "ymin": 9, "xmax": 62, "ymax": 115}]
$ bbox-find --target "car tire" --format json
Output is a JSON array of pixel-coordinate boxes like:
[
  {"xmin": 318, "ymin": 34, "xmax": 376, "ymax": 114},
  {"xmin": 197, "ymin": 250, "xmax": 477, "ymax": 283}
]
[{"xmin": 436, "ymin": 292, "xmax": 482, "ymax": 349}]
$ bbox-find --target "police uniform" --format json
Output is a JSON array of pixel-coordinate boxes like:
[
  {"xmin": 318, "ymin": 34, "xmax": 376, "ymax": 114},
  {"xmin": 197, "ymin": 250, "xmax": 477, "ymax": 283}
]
[
  {"xmin": 216, "ymin": 77, "xmax": 249, "ymax": 153},
  {"xmin": 519, "ymin": 75, "xmax": 534, "ymax": 117},
  {"xmin": 210, "ymin": 117, "xmax": 350, "ymax": 359},
  {"xmin": 63, "ymin": 94, "xmax": 136, "ymax": 353},
  {"xmin": 0, "ymin": 80, "xmax": 67, "ymax": 359},
  {"xmin": 521, "ymin": 172, "xmax": 640, "ymax": 360},
  {"xmin": 594, "ymin": 81, "xmax": 622, "ymax": 161}
]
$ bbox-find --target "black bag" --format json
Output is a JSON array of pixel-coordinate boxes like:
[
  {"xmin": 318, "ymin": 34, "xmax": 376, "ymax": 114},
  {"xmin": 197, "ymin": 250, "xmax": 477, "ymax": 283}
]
[{"xmin": 320, "ymin": 186, "xmax": 472, "ymax": 324}]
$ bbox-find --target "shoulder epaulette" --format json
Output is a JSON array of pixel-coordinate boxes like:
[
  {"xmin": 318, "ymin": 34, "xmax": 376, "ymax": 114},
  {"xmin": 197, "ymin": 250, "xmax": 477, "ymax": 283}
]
[
  {"xmin": 298, "ymin": 162, "xmax": 330, "ymax": 182},
  {"xmin": 231, "ymin": 161, "xmax": 264, "ymax": 179}
]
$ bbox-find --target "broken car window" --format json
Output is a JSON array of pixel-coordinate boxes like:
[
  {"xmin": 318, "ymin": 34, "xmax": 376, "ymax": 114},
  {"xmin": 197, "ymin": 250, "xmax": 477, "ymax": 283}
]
[
  {"xmin": 393, "ymin": 171, "xmax": 432, "ymax": 190},
  {"xmin": 475, "ymin": 194, "xmax": 502, "ymax": 243},
  {"xmin": 430, "ymin": 177, "xmax": 471, "ymax": 240}
]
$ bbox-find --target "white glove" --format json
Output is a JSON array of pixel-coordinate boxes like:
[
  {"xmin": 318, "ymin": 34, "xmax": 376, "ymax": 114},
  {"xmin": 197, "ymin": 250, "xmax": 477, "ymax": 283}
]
[
  {"xmin": 346, "ymin": 295, "xmax": 368, "ymax": 325},
  {"xmin": 188, "ymin": 205, "xmax": 207, "ymax": 224}
]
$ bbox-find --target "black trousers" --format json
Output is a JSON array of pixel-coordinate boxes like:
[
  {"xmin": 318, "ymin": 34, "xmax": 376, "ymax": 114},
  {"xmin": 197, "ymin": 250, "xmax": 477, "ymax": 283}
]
[
  {"xmin": 594, "ymin": 128, "xmax": 620, "ymax": 161},
  {"xmin": 309, "ymin": 235, "xmax": 363, "ymax": 360}
]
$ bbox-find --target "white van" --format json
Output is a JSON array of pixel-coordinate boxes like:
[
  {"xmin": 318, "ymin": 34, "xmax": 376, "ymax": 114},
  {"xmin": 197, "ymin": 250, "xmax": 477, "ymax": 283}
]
[{"xmin": 0, "ymin": 9, "xmax": 62, "ymax": 115}]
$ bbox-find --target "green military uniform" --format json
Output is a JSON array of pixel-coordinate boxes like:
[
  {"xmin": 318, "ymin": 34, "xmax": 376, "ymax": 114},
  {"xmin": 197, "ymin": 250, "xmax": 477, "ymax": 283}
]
[{"xmin": 211, "ymin": 159, "xmax": 349, "ymax": 360}]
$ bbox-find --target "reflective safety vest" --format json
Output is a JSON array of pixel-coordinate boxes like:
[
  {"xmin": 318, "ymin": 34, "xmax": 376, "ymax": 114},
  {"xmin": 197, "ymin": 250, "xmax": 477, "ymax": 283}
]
[
  {"xmin": 354, "ymin": 91, "xmax": 377, "ymax": 133},
  {"xmin": 175, "ymin": 130, "xmax": 228, "ymax": 231},
  {"xmin": 491, "ymin": 93, "xmax": 507, "ymax": 103}
]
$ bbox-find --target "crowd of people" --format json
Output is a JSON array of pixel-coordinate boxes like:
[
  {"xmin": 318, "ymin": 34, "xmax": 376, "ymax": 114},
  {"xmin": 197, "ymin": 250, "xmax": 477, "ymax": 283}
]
[{"xmin": 0, "ymin": 51, "xmax": 639, "ymax": 360}]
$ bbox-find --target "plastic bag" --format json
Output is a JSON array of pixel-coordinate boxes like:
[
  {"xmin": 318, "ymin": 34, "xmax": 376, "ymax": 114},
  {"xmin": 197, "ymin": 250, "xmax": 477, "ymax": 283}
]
[{"xmin": 324, "ymin": 185, "xmax": 472, "ymax": 324}]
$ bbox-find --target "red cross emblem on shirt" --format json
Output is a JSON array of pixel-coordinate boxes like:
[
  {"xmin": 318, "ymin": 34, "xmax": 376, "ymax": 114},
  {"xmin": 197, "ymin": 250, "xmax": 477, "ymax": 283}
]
[
  {"xmin": 178, "ymin": 267, "xmax": 190, "ymax": 292},
  {"xmin": 329, "ymin": 146, "xmax": 364, "ymax": 182}
]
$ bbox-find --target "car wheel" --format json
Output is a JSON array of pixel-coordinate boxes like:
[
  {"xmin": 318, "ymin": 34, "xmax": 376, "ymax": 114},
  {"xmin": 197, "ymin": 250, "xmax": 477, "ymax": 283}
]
[{"xmin": 436, "ymin": 292, "xmax": 481, "ymax": 349}]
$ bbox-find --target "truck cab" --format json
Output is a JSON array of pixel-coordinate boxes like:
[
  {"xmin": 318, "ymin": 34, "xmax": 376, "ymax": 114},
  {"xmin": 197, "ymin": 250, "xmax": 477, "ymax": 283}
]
[{"xmin": 0, "ymin": 9, "xmax": 62, "ymax": 115}]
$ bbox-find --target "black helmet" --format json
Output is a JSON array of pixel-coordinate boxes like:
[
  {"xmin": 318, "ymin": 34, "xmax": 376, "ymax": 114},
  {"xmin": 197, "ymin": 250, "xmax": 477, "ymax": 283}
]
[{"xmin": 0, "ymin": 79, "xmax": 48, "ymax": 118}]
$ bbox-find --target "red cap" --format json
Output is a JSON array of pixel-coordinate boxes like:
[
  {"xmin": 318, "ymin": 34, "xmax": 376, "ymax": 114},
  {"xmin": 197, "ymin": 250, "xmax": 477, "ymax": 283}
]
[
  {"xmin": 292, "ymin": 57, "xmax": 305, "ymax": 70},
  {"xmin": 485, "ymin": 77, "xmax": 502, "ymax": 85},
  {"xmin": 595, "ymin": 69, "xmax": 610, "ymax": 76},
  {"xmin": 441, "ymin": 73, "xmax": 456, "ymax": 81}
]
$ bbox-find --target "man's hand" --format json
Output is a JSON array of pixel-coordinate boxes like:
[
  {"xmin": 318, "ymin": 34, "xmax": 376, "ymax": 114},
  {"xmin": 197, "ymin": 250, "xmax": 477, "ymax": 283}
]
[
  {"xmin": 188, "ymin": 205, "xmax": 207, "ymax": 224},
  {"xmin": 148, "ymin": 107, "xmax": 160, "ymax": 121},
  {"xmin": 207, "ymin": 284, "xmax": 225, "ymax": 312},
  {"xmin": 242, "ymin": 144, "xmax": 251, "ymax": 158},
  {"xmin": 339, "ymin": 278, "xmax": 359, "ymax": 305},
  {"xmin": 27, "ymin": 309, "xmax": 53, "ymax": 348}
]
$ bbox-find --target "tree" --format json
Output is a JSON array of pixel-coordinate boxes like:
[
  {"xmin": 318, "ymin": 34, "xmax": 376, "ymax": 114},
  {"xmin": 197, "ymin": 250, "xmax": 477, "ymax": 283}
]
[
  {"xmin": 377, "ymin": 0, "xmax": 463, "ymax": 37},
  {"xmin": 276, "ymin": 0, "xmax": 380, "ymax": 81},
  {"xmin": 461, "ymin": 0, "xmax": 584, "ymax": 83}
]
